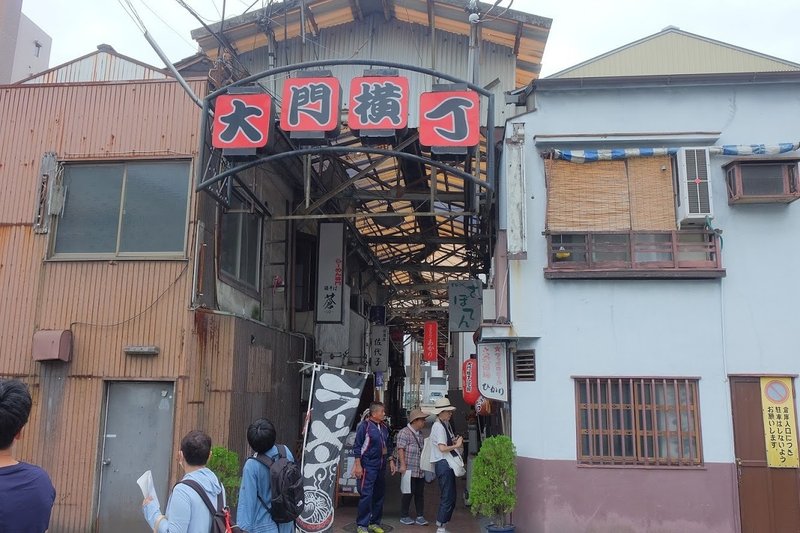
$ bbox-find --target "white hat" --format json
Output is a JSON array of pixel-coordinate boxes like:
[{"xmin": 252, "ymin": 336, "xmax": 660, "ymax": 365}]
[{"xmin": 431, "ymin": 397, "xmax": 456, "ymax": 414}]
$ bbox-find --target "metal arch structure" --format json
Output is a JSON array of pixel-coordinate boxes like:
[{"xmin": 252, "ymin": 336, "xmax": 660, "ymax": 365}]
[{"xmin": 195, "ymin": 59, "xmax": 498, "ymax": 331}]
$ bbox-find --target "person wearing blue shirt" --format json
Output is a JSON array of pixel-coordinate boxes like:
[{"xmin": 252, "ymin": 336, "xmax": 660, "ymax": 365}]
[
  {"xmin": 352, "ymin": 402, "xmax": 395, "ymax": 533},
  {"xmin": 237, "ymin": 418, "xmax": 295, "ymax": 533},
  {"xmin": 0, "ymin": 379, "xmax": 56, "ymax": 533}
]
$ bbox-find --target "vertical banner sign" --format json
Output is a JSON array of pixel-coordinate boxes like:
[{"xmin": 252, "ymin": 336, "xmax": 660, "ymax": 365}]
[
  {"xmin": 212, "ymin": 93, "xmax": 274, "ymax": 150},
  {"xmin": 423, "ymin": 321, "xmax": 438, "ymax": 362},
  {"xmin": 281, "ymin": 73, "xmax": 341, "ymax": 142},
  {"xmin": 315, "ymin": 223, "xmax": 345, "ymax": 323},
  {"xmin": 760, "ymin": 377, "xmax": 799, "ymax": 468},
  {"xmin": 369, "ymin": 325, "xmax": 389, "ymax": 373},
  {"xmin": 419, "ymin": 88, "xmax": 481, "ymax": 152},
  {"xmin": 476, "ymin": 342, "xmax": 509, "ymax": 402},
  {"xmin": 298, "ymin": 368, "xmax": 366, "ymax": 533},
  {"xmin": 462, "ymin": 359, "xmax": 479, "ymax": 405},
  {"xmin": 448, "ymin": 280, "xmax": 482, "ymax": 332}
]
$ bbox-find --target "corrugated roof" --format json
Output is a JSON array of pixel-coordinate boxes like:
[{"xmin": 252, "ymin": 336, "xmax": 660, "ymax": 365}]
[
  {"xmin": 191, "ymin": 0, "xmax": 551, "ymax": 86},
  {"xmin": 549, "ymin": 27, "xmax": 800, "ymax": 79},
  {"xmin": 16, "ymin": 46, "xmax": 170, "ymax": 85}
]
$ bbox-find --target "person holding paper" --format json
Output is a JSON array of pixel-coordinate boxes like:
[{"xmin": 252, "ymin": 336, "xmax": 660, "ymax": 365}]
[
  {"xmin": 142, "ymin": 430, "xmax": 226, "ymax": 532},
  {"xmin": 430, "ymin": 398, "xmax": 462, "ymax": 533},
  {"xmin": 0, "ymin": 379, "xmax": 55, "ymax": 533},
  {"xmin": 396, "ymin": 408, "xmax": 428, "ymax": 526}
]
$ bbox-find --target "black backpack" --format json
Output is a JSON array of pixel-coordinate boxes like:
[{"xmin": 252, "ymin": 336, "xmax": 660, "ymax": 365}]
[
  {"xmin": 179, "ymin": 479, "xmax": 242, "ymax": 533},
  {"xmin": 249, "ymin": 445, "xmax": 305, "ymax": 524}
]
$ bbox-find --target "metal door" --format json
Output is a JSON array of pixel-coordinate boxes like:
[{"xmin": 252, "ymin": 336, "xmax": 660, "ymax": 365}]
[
  {"xmin": 96, "ymin": 381, "xmax": 175, "ymax": 532},
  {"xmin": 730, "ymin": 377, "xmax": 800, "ymax": 532}
]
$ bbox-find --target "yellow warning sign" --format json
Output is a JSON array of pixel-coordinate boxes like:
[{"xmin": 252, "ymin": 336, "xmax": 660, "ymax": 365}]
[{"xmin": 760, "ymin": 377, "xmax": 799, "ymax": 468}]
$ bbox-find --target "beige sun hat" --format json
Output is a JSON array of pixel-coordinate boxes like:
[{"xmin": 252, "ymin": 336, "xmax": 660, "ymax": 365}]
[
  {"xmin": 408, "ymin": 408, "xmax": 428, "ymax": 422},
  {"xmin": 431, "ymin": 397, "xmax": 456, "ymax": 414}
]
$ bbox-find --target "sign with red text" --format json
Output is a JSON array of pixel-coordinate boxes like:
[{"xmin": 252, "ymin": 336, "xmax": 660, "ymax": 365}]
[
  {"xmin": 315, "ymin": 222, "xmax": 345, "ymax": 323},
  {"xmin": 212, "ymin": 93, "xmax": 273, "ymax": 149},
  {"xmin": 419, "ymin": 89, "xmax": 480, "ymax": 148},
  {"xmin": 349, "ymin": 76, "xmax": 409, "ymax": 131},
  {"xmin": 281, "ymin": 74, "xmax": 341, "ymax": 139},
  {"xmin": 476, "ymin": 342, "xmax": 508, "ymax": 402},
  {"xmin": 462, "ymin": 359, "xmax": 479, "ymax": 405},
  {"xmin": 423, "ymin": 321, "xmax": 438, "ymax": 363}
]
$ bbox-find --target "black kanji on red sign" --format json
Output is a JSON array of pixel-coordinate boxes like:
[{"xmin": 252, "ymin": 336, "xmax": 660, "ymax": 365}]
[
  {"xmin": 349, "ymin": 76, "xmax": 409, "ymax": 130},
  {"xmin": 419, "ymin": 89, "xmax": 481, "ymax": 148},
  {"xmin": 280, "ymin": 75, "xmax": 341, "ymax": 138},
  {"xmin": 212, "ymin": 93, "xmax": 273, "ymax": 149}
]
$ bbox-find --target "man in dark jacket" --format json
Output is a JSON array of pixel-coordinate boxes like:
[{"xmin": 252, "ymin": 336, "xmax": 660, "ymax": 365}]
[{"xmin": 351, "ymin": 402, "xmax": 395, "ymax": 533}]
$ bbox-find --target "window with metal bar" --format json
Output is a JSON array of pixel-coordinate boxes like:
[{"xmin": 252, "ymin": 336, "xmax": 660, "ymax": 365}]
[{"xmin": 574, "ymin": 377, "xmax": 703, "ymax": 466}]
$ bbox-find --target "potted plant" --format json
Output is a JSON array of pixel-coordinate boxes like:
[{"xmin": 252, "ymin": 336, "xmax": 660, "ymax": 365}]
[{"xmin": 469, "ymin": 435, "xmax": 517, "ymax": 532}]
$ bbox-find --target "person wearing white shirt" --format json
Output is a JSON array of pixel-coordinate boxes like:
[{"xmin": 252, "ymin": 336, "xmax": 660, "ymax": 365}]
[{"xmin": 429, "ymin": 398, "xmax": 462, "ymax": 533}]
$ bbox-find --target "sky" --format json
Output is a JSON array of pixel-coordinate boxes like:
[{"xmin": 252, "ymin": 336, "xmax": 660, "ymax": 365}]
[{"xmin": 20, "ymin": 0, "xmax": 800, "ymax": 78}]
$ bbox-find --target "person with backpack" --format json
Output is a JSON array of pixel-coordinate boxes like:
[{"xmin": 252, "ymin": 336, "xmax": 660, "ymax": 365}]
[
  {"xmin": 143, "ymin": 430, "xmax": 229, "ymax": 533},
  {"xmin": 237, "ymin": 418, "xmax": 301, "ymax": 533},
  {"xmin": 351, "ymin": 402, "xmax": 395, "ymax": 533}
]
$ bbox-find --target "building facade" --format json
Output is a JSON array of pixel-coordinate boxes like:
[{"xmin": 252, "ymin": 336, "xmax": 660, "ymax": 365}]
[
  {"xmin": 492, "ymin": 34, "xmax": 800, "ymax": 532},
  {"xmin": 0, "ymin": 0, "xmax": 51, "ymax": 83}
]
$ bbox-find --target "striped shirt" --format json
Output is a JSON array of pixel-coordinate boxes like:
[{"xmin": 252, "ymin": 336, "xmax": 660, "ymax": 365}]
[{"xmin": 396, "ymin": 424, "xmax": 425, "ymax": 477}]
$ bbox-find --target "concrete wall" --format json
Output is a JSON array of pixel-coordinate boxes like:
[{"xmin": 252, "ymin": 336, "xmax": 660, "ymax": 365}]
[
  {"xmin": 11, "ymin": 14, "xmax": 51, "ymax": 82},
  {"xmin": 502, "ymin": 79, "xmax": 800, "ymax": 532}
]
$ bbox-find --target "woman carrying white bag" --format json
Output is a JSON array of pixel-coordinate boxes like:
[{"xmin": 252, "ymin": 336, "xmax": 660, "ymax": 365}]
[{"xmin": 426, "ymin": 398, "xmax": 464, "ymax": 533}]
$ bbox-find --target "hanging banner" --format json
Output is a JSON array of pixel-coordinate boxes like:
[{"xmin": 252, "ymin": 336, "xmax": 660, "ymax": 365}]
[
  {"xmin": 760, "ymin": 377, "xmax": 799, "ymax": 468},
  {"xmin": 448, "ymin": 279, "xmax": 482, "ymax": 332},
  {"xmin": 315, "ymin": 222, "xmax": 345, "ymax": 324},
  {"xmin": 462, "ymin": 359, "xmax": 479, "ymax": 405},
  {"xmin": 298, "ymin": 368, "xmax": 367, "ymax": 533},
  {"xmin": 476, "ymin": 342, "xmax": 508, "ymax": 402},
  {"xmin": 369, "ymin": 325, "xmax": 389, "ymax": 372},
  {"xmin": 423, "ymin": 321, "xmax": 438, "ymax": 362}
]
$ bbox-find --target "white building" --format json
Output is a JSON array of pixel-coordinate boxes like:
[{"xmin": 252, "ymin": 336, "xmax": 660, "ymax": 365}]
[
  {"xmin": 0, "ymin": 0, "xmax": 51, "ymax": 83},
  {"xmin": 490, "ymin": 29, "xmax": 800, "ymax": 532}
]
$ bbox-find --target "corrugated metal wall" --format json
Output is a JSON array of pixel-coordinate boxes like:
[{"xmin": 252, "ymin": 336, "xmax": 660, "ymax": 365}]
[
  {"xmin": 239, "ymin": 15, "xmax": 516, "ymax": 125},
  {"xmin": 0, "ymin": 78, "xmax": 303, "ymax": 530},
  {"xmin": 22, "ymin": 51, "xmax": 169, "ymax": 84}
]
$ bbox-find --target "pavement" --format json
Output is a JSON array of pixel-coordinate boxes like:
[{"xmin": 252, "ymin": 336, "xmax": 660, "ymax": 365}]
[{"xmin": 331, "ymin": 472, "xmax": 491, "ymax": 533}]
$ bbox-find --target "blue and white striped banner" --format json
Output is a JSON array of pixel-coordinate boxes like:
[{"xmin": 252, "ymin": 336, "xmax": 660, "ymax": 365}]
[{"xmin": 551, "ymin": 142, "xmax": 800, "ymax": 163}]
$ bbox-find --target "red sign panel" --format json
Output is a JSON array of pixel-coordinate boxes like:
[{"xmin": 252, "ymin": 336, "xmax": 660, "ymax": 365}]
[
  {"xmin": 212, "ymin": 93, "xmax": 273, "ymax": 149},
  {"xmin": 423, "ymin": 321, "xmax": 438, "ymax": 362},
  {"xmin": 462, "ymin": 359, "xmax": 479, "ymax": 405},
  {"xmin": 348, "ymin": 76, "xmax": 409, "ymax": 130},
  {"xmin": 280, "ymin": 76, "xmax": 341, "ymax": 133},
  {"xmin": 419, "ymin": 90, "xmax": 481, "ymax": 147}
]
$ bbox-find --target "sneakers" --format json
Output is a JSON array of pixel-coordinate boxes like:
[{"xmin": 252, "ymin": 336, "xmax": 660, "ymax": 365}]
[
  {"xmin": 356, "ymin": 528, "xmax": 369, "ymax": 533},
  {"xmin": 368, "ymin": 525, "xmax": 385, "ymax": 533},
  {"xmin": 415, "ymin": 517, "xmax": 429, "ymax": 526},
  {"xmin": 399, "ymin": 517, "xmax": 415, "ymax": 525},
  {"xmin": 436, "ymin": 527, "xmax": 449, "ymax": 533}
]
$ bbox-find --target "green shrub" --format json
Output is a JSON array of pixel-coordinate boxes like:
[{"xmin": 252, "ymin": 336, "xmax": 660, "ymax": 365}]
[
  {"xmin": 207, "ymin": 445, "xmax": 242, "ymax": 509},
  {"xmin": 470, "ymin": 435, "xmax": 517, "ymax": 527}
]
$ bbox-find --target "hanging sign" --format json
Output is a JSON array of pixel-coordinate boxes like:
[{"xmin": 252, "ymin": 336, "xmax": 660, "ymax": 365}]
[
  {"xmin": 462, "ymin": 359, "xmax": 479, "ymax": 405},
  {"xmin": 474, "ymin": 394, "xmax": 492, "ymax": 416},
  {"xmin": 297, "ymin": 368, "xmax": 366, "ymax": 533},
  {"xmin": 419, "ymin": 86, "xmax": 481, "ymax": 153},
  {"xmin": 476, "ymin": 342, "xmax": 508, "ymax": 402},
  {"xmin": 448, "ymin": 279, "xmax": 482, "ymax": 332},
  {"xmin": 349, "ymin": 72, "xmax": 409, "ymax": 139},
  {"xmin": 315, "ymin": 222, "xmax": 345, "ymax": 324},
  {"xmin": 760, "ymin": 376, "xmax": 799, "ymax": 468},
  {"xmin": 212, "ymin": 92, "xmax": 274, "ymax": 151},
  {"xmin": 370, "ymin": 325, "xmax": 389, "ymax": 373},
  {"xmin": 281, "ymin": 72, "xmax": 341, "ymax": 142},
  {"xmin": 423, "ymin": 321, "xmax": 438, "ymax": 362}
]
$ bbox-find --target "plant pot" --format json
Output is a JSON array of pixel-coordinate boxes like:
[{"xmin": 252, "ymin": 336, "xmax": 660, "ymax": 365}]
[{"xmin": 486, "ymin": 525, "xmax": 514, "ymax": 533}]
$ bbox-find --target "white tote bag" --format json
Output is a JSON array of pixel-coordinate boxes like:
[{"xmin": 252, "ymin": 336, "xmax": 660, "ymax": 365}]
[
  {"xmin": 445, "ymin": 451, "xmax": 466, "ymax": 477},
  {"xmin": 400, "ymin": 469, "xmax": 412, "ymax": 494},
  {"xmin": 420, "ymin": 437, "xmax": 434, "ymax": 472}
]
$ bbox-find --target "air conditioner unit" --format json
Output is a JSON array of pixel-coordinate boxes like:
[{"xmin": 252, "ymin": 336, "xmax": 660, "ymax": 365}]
[{"xmin": 676, "ymin": 147, "xmax": 713, "ymax": 225}]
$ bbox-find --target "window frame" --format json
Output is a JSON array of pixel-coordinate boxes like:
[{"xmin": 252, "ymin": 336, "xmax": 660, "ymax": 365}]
[
  {"xmin": 50, "ymin": 159, "xmax": 192, "ymax": 261},
  {"xmin": 218, "ymin": 194, "xmax": 263, "ymax": 296},
  {"xmin": 574, "ymin": 377, "xmax": 704, "ymax": 467},
  {"xmin": 724, "ymin": 160, "xmax": 800, "ymax": 204}
]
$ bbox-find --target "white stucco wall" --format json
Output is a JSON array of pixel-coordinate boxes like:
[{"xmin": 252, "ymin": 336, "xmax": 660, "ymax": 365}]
[{"xmin": 505, "ymin": 80, "xmax": 800, "ymax": 463}]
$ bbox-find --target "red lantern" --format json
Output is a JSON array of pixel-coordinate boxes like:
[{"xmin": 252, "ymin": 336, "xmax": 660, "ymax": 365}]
[
  {"xmin": 475, "ymin": 394, "xmax": 492, "ymax": 416},
  {"xmin": 462, "ymin": 359, "xmax": 479, "ymax": 405}
]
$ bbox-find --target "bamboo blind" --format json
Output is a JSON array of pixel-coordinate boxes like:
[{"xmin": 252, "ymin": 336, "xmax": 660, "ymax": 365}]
[{"xmin": 546, "ymin": 156, "xmax": 676, "ymax": 231}]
